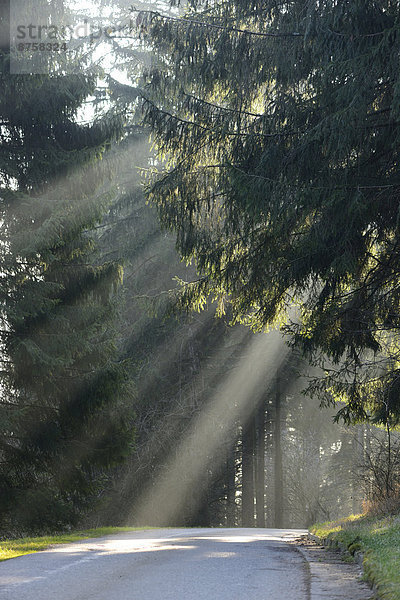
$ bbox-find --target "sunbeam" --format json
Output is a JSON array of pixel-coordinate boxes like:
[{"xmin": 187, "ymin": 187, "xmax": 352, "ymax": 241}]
[{"xmin": 131, "ymin": 329, "xmax": 290, "ymax": 526}]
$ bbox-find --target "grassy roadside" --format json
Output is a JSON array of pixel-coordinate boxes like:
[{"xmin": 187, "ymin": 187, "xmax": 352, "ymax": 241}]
[
  {"xmin": 310, "ymin": 513, "xmax": 400, "ymax": 600},
  {"xmin": 0, "ymin": 527, "xmax": 151, "ymax": 561}
]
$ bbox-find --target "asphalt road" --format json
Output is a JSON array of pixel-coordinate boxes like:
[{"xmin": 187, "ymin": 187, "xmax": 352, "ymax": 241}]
[{"xmin": 0, "ymin": 528, "xmax": 309, "ymax": 600}]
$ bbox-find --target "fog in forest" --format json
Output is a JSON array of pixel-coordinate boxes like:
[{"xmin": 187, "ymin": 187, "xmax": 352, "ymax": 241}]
[
  {"xmin": 1, "ymin": 0, "xmax": 399, "ymax": 538},
  {"xmin": 90, "ymin": 135, "xmax": 387, "ymax": 531}
]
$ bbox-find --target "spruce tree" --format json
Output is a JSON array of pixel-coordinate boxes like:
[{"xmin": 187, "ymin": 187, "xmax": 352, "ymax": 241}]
[
  {"xmin": 0, "ymin": 2, "xmax": 134, "ymax": 533},
  {"xmin": 136, "ymin": 0, "xmax": 400, "ymax": 424}
]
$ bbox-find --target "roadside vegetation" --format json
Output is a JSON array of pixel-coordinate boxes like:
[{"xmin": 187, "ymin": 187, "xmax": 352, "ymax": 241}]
[
  {"xmin": 0, "ymin": 527, "xmax": 150, "ymax": 562},
  {"xmin": 311, "ymin": 512, "xmax": 400, "ymax": 600}
]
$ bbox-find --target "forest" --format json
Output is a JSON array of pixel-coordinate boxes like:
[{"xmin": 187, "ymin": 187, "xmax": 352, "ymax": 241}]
[{"xmin": 1, "ymin": 0, "xmax": 400, "ymax": 537}]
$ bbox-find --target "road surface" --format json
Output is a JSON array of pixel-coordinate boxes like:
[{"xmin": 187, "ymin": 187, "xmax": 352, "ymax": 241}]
[{"xmin": 0, "ymin": 528, "xmax": 309, "ymax": 600}]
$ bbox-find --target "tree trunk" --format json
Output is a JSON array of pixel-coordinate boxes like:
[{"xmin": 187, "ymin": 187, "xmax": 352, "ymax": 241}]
[
  {"xmin": 226, "ymin": 444, "xmax": 236, "ymax": 526},
  {"xmin": 255, "ymin": 398, "xmax": 266, "ymax": 527},
  {"xmin": 242, "ymin": 414, "xmax": 256, "ymax": 527},
  {"xmin": 265, "ymin": 399, "xmax": 274, "ymax": 527},
  {"xmin": 274, "ymin": 376, "xmax": 284, "ymax": 528}
]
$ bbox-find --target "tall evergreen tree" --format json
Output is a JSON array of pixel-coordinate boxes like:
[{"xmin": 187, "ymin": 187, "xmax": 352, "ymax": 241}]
[
  {"xmin": 136, "ymin": 0, "xmax": 400, "ymax": 424},
  {"xmin": 0, "ymin": 2, "xmax": 134, "ymax": 533}
]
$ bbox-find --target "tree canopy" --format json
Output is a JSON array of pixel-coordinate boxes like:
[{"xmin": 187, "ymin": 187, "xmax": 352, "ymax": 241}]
[{"xmin": 139, "ymin": 0, "xmax": 400, "ymax": 424}]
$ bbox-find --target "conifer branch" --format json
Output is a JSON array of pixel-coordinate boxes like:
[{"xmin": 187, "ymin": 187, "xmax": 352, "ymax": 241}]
[
  {"xmin": 143, "ymin": 97, "xmax": 295, "ymax": 139},
  {"xmin": 184, "ymin": 94, "xmax": 264, "ymax": 118},
  {"xmin": 131, "ymin": 8, "xmax": 303, "ymax": 38}
]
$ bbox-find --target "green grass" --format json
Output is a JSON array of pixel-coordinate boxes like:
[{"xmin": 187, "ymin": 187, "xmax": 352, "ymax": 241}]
[
  {"xmin": 311, "ymin": 513, "xmax": 400, "ymax": 600},
  {"xmin": 0, "ymin": 527, "xmax": 151, "ymax": 562}
]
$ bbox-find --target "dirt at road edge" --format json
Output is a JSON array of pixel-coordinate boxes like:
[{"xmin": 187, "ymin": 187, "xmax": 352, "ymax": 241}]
[{"xmin": 291, "ymin": 536, "xmax": 375, "ymax": 600}]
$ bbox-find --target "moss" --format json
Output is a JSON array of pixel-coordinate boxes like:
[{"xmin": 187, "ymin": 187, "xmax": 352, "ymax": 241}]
[{"xmin": 348, "ymin": 542, "xmax": 362, "ymax": 555}]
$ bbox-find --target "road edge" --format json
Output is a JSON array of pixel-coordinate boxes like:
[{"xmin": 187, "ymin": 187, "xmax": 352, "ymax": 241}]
[{"xmin": 291, "ymin": 534, "xmax": 374, "ymax": 600}]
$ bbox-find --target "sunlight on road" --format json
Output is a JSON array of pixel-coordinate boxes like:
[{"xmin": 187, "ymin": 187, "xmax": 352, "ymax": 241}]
[
  {"xmin": 0, "ymin": 529, "xmax": 310, "ymax": 600},
  {"xmin": 46, "ymin": 529, "xmax": 306, "ymax": 560},
  {"xmin": 51, "ymin": 539, "xmax": 197, "ymax": 555}
]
